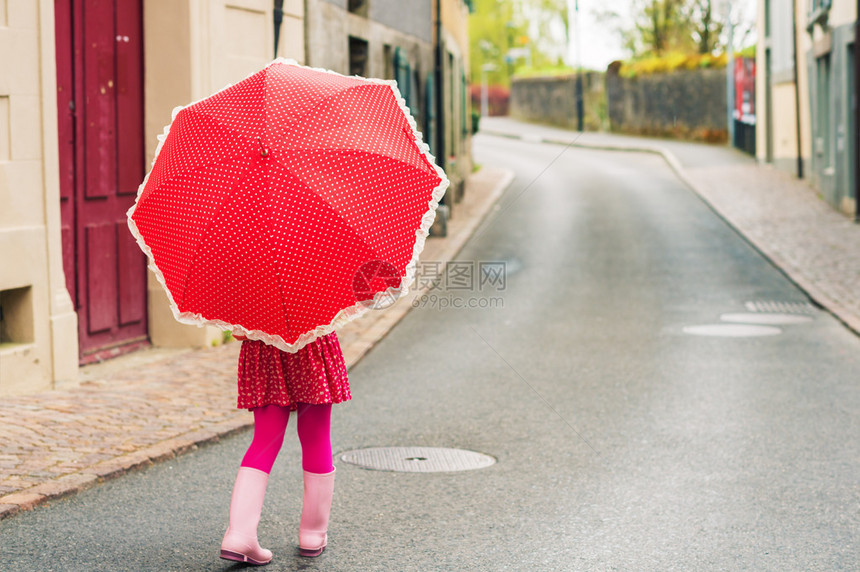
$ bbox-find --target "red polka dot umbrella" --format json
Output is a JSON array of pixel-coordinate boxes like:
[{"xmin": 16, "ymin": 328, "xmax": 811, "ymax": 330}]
[{"xmin": 127, "ymin": 59, "xmax": 448, "ymax": 352}]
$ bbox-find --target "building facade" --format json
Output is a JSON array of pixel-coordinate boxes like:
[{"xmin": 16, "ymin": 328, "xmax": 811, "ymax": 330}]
[
  {"xmin": 0, "ymin": 0, "xmax": 78, "ymax": 395},
  {"xmin": 757, "ymin": 0, "xmax": 813, "ymax": 177},
  {"xmin": 757, "ymin": 0, "xmax": 858, "ymax": 217},
  {"xmin": 2, "ymin": 0, "xmax": 472, "ymax": 396},
  {"xmin": 805, "ymin": 0, "xmax": 857, "ymax": 215},
  {"xmin": 439, "ymin": 0, "xmax": 474, "ymax": 206},
  {"xmin": 0, "ymin": 1, "xmax": 302, "ymax": 395},
  {"xmin": 305, "ymin": 0, "xmax": 473, "ymax": 216}
]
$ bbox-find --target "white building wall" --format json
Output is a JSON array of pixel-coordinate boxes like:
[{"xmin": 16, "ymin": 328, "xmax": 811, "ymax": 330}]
[{"xmin": 0, "ymin": 0, "xmax": 78, "ymax": 395}]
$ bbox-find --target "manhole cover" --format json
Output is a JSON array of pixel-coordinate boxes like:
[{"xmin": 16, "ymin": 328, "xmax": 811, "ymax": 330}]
[
  {"xmin": 721, "ymin": 312, "xmax": 813, "ymax": 325},
  {"xmin": 683, "ymin": 324, "xmax": 783, "ymax": 337},
  {"xmin": 340, "ymin": 447, "xmax": 496, "ymax": 473},
  {"xmin": 744, "ymin": 300, "xmax": 817, "ymax": 314}
]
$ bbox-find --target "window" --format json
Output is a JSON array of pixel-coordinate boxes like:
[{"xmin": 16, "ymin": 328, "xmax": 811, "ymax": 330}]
[
  {"xmin": 815, "ymin": 54, "xmax": 832, "ymax": 167},
  {"xmin": 349, "ymin": 36, "xmax": 368, "ymax": 77},
  {"xmin": 383, "ymin": 44, "xmax": 393, "ymax": 79},
  {"xmin": 808, "ymin": 0, "xmax": 832, "ymax": 29},
  {"xmin": 394, "ymin": 47, "xmax": 410, "ymax": 101}
]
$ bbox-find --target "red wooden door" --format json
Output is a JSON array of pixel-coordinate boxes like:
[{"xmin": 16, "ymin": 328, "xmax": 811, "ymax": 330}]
[{"xmin": 55, "ymin": 0, "xmax": 148, "ymax": 362}]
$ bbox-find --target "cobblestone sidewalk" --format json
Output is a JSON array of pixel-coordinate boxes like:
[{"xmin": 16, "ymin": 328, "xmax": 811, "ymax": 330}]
[
  {"xmin": 0, "ymin": 167, "xmax": 514, "ymax": 521},
  {"xmin": 481, "ymin": 117, "xmax": 860, "ymax": 335}
]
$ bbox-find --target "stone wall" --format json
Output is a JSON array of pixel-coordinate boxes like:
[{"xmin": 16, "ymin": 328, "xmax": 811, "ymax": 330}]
[
  {"xmin": 606, "ymin": 67, "xmax": 727, "ymax": 142},
  {"xmin": 509, "ymin": 72, "xmax": 606, "ymax": 131}
]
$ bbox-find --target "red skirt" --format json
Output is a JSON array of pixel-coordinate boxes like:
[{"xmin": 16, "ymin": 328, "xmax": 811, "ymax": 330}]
[{"xmin": 237, "ymin": 332, "xmax": 351, "ymax": 410}]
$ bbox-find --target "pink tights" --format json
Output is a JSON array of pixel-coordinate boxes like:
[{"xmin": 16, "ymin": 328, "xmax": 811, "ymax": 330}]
[{"xmin": 240, "ymin": 403, "xmax": 334, "ymax": 475}]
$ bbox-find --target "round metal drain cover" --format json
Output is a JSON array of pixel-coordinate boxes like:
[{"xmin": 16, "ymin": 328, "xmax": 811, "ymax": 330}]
[
  {"xmin": 683, "ymin": 324, "xmax": 782, "ymax": 337},
  {"xmin": 720, "ymin": 312, "xmax": 813, "ymax": 325},
  {"xmin": 340, "ymin": 447, "xmax": 496, "ymax": 473}
]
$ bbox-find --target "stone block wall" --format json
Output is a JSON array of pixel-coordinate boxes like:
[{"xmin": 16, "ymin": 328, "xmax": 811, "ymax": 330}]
[
  {"xmin": 606, "ymin": 67, "xmax": 728, "ymax": 142},
  {"xmin": 509, "ymin": 72, "xmax": 606, "ymax": 131}
]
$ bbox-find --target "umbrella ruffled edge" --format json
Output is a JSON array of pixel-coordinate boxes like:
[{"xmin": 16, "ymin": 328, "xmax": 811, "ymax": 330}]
[
  {"xmin": 126, "ymin": 58, "xmax": 449, "ymax": 354},
  {"xmin": 300, "ymin": 63, "xmax": 450, "ymax": 347}
]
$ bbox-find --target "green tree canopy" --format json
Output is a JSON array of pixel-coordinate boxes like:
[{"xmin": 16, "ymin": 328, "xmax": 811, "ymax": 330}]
[
  {"xmin": 469, "ymin": 0, "xmax": 526, "ymax": 86},
  {"xmin": 597, "ymin": 0, "xmax": 752, "ymax": 60},
  {"xmin": 469, "ymin": 0, "xmax": 572, "ymax": 86}
]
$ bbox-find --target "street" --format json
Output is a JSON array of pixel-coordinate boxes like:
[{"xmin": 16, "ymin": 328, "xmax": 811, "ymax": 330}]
[{"xmin": 2, "ymin": 134, "xmax": 858, "ymax": 571}]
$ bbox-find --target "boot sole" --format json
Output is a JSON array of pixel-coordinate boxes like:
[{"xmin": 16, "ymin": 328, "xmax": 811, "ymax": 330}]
[
  {"xmin": 220, "ymin": 549, "xmax": 272, "ymax": 566},
  {"xmin": 299, "ymin": 546, "xmax": 326, "ymax": 558}
]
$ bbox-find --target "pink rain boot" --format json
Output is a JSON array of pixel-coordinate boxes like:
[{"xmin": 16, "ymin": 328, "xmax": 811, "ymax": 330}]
[
  {"xmin": 220, "ymin": 467, "xmax": 274, "ymax": 566},
  {"xmin": 298, "ymin": 468, "xmax": 336, "ymax": 557}
]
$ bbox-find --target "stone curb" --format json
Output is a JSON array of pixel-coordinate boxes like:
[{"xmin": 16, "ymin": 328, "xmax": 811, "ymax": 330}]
[
  {"xmin": 0, "ymin": 417, "xmax": 253, "ymax": 521},
  {"xmin": 483, "ymin": 129, "xmax": 860, "ymax": 338},
  {"xmin": 0, "ymin": 167, "xmax": 515, "ymax": 522}
]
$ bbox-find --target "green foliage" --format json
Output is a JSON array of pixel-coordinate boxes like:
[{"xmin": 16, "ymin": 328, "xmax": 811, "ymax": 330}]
[
  {"xmin": 737, "ymin": 44, "xmax": 756, "ymax": 58},
  {"xmin": 469, "ymin": 0, "xmax": 568, "ymax": 87},
  {"xmin": 604, "ymin": 0, "xmax": 694, "ymax": 57},
  {"xmin": 469, "ymin": 0, "xmax": 523, "ymax": 87},
  {"xmin": 471, "ymin": 108, "xmax": 480, "ymax": 134},
  {"xmin": 618, "ymin": 51, "xmax": 727, "ymax": 78},
  {"xmin": 598, "ymin": 0, "xmax": 730, "ymax": 60},
  {"xmin": 686, "ymin": 0, "xmax": 723, "ymax": 54},
  {"xmin": 513, "ymin": 65, "xmax": 577, "ymax": 78}
]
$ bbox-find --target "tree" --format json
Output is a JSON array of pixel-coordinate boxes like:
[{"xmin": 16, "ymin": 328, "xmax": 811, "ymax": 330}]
[
  {"xmin": 524, "ymin": 0, "xmax": 570, "ymax": 65},
  {"xmin": 597, "ymin": 0, "xmax": 739, "ymax": 60},
  {"xmin": 625, "ymin": 0, "xmax": 693, "ymax": 56},
  {"xmin": 469, "ymin": 0, "xmax": 571, "ymax": 85},
  {"xmin": 686, "ymin": 0, "xmax": 723, "ymax": 54},
  {"xmin": 469, "ymin": 0, "xmax": 525, "ymax": 86}
]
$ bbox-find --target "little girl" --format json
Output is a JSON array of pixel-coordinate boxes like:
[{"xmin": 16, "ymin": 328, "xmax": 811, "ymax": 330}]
[{"xmin": 219, "ymin": 331, "xmax": 351, "ymax": 565}]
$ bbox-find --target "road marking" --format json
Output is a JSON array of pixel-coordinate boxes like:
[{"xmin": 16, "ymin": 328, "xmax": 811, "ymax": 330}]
[
  {"xmin": 683, "ymin": 324, "xmax": 783, "ymax": 337},
  {"xmin": 721, "ymin": 313, "xmax": 813, "ymax": 325}
]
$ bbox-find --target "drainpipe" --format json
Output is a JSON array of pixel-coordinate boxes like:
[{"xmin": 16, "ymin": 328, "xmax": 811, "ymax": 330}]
[
  {"xmin": 574, "ymin": 0, "xmax": 584, "ymax": 131},
  {"xmin": 855, "ymin": 0, "xmax": 860, "ymax": 221},
  {"xmin": 435, "ymin": 0, "xmax": 446, "ymax": 175},
  {"xmin": 726, "ymin": 0, "xmax": 735, "ymax": 147},
  {"xmin": 274, "ymin": 0, "xmax": 284, "ymax": 56},
  {"xmin": 791, "ymin": 0, "xmax": 804, "ymax": 178}
]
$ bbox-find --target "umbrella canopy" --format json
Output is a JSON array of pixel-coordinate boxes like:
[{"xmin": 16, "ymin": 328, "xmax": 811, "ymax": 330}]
[{"xmin": 128, "ymin": 59, "xmax": 448, "ymax": 352}]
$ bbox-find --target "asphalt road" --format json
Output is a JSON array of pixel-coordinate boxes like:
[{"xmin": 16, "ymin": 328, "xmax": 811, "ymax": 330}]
[{"xmin": 2, "ymin": 134, "xmax": 859, "ymax": 571}]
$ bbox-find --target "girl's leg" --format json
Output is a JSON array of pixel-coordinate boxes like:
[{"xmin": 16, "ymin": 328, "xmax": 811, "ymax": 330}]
[
  {"xmin": 241, "ymin": 404, "xmax": 292, "ymax": 474},
  {"xmin": 296, "ymin": 403, "xmax": 334, "ymax": 473},
  {"xmin": 296, "ymin": 403, "xmax": 335, "ymax": 557},
  {"xmin": 221, "ymin": 405, "xmax": 290, "ymax": 565}
]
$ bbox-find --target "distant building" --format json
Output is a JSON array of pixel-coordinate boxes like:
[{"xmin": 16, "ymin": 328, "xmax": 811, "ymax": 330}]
[{"xmin": 757, "ymin": 0, "xmax": 858, "ymax": 216}]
